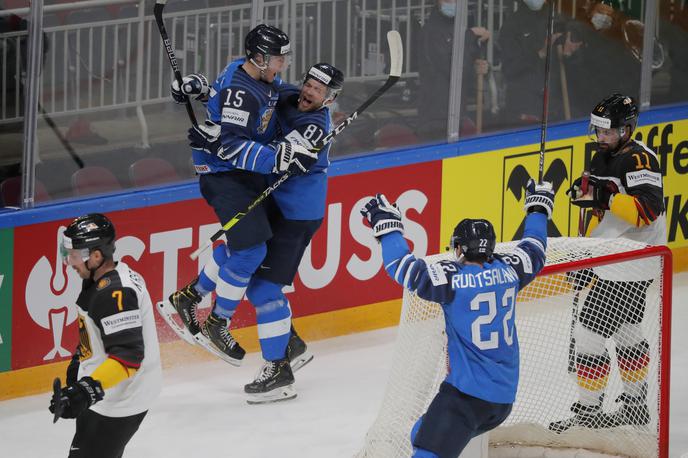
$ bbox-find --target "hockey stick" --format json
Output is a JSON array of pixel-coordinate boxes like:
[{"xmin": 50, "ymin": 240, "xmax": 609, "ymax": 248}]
[
  {"xmin": 537, "ymin": 0, "xmax": 556, "ymax": 183},
  {"xmin": 51, "ymin": 377, "xmax": 64, "ymax": 423},
  {"xmin": 557, "ymin": 43, "xmax": 571, "ymax": 120},
  {"xmin": 38, "ymin": 102, "xmax": 84, "ymax": 169},
  {"xmin": 567, "ymin": 172, "xmax": 590, "ymax": 374},
  {"xmin": 189, "ymin": 30, "xmax": 404, "ymax": 261},
  {"xmin": 153, "ymin": 0, "xmax": 198, "ymax": 127}
]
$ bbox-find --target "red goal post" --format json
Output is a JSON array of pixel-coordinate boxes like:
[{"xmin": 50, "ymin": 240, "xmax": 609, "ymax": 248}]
[{"xmin": 357, "ymin": 237, "xmax": 672, "ymax": 458}]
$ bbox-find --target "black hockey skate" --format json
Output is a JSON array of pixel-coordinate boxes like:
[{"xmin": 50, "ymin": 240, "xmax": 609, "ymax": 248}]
[
  {"xmin": 169, "ymin": 280, "xmax": 203, "ymax": 335},
  {"xmin": 287, "ymin": 326, "xmax": 313, "ymax": 372},
  {"xmin": 245, "ymin": 357, "xmax": 296, "ymax": 405},
  {"xmin": 548, "ymin": 402, "xmax": 615, "ymax": 433},
  {"xmin": 157, "ymin": 279, "xmax": 203, "ymax": 345},
  {"xmin": 200, "ymin": 313, "xmax": 246, "ymax": 366},
  {"xmin": 601, "ymin": 394, "xmax": 650, "ymax": 428}
]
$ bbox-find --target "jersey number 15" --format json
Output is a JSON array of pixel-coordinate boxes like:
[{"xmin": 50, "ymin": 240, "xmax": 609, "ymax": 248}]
[{"xmin": 470, "ymin": 287, "xmax": 516, "ymax": 350}]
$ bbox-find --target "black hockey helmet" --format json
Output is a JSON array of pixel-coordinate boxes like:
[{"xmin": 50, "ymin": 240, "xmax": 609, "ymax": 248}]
[
  {"xmin": 304, "ymin": 63, "xmax": 344, "ymax": 91},
  {"xmin": 244, "ymin": 24, "xmax": 290, "ymax": 60},
  {"xmin": 303, "ymin": 62, "xmax": 344, "ymax": 103},
  {"xmin": 589, "ymin": 93, "xmax": 638, "ymax": 133},
  {"xmin": 450, "ymin": 218, "xmax": 496, "ymax": 261},
  {"xmin": 62, "ymin": 213, "xmax": 116, "ymax": 261}
]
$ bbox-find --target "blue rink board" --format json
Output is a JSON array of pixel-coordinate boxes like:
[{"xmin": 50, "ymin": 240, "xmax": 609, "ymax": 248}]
[{"xmin": 1, "ymin": 103, "xmax": 686, "ymax": 229}]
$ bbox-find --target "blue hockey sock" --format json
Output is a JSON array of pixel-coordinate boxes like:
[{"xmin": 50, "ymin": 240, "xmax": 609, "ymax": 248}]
[
  {"xmin": 197, "ymin": 243, "xmax": 229, "ymax": 294},
  {"xmin": 246, "ymin": 277, "xmax": 291, "ymax": 361},
  {"xmin": 213, "ymin": 243, "xmax": 266, "ymax": 319}
]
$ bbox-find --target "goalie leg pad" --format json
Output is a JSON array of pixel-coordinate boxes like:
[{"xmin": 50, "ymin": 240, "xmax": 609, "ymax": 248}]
[{"xmin": 412, "ymin": 382, "xmax": 511, "ymax": 458}]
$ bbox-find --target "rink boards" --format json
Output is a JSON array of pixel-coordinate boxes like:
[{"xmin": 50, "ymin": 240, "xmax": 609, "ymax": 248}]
[{"xmin": 0, "ymin": 104, "xmax": 686, "ymax": 399}]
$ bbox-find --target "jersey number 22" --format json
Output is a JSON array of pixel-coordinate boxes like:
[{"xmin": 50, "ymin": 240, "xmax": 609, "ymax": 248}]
[{"xmin": 470, "ymin": 287, "xmax": 516, "ymax": 350}]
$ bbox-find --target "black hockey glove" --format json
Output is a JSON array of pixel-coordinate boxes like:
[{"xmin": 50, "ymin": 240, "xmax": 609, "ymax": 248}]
[
  {"xmin": 566, "ymin": 174, "xmax": 589, "ymax": 200},
  {"xmin": 273, "ymin": 141, "xmax": 319, "ymax": 175},
  {"xmin": 524, "ymin": 179, "xmax": 555, "ymax": 219},
  {"xmin": 569, "ymin": 176, "xmax": 618, "ymax": 210},
  {"xmin": 66, "ymin": 348, "xmax": 81, "ymax": 384},
  {"xmin": 171, "ymin": 73, "xmax": 210, "ymax": 104},
  {"xmin": 188, "ymin": 121, "xmax": 227, "ymax": 158},
  {"xmin": 49, "ymin": 376, "xmax": 104, "ymax": 419},
  {"xmin": 360, "ymin": 193, "xmax": 404, "ymax": 239}
]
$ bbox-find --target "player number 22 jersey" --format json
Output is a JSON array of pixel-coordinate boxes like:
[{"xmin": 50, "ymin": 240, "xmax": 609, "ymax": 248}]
[{"xmin": 380, "ymin": 212, "xmax": 548, "ymax": 404}]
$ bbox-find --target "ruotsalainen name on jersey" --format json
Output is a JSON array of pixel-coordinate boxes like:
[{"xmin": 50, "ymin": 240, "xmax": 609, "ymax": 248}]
[{"xmin": 450, "ymin": 267, "xmax": 519, "ymax": 290}]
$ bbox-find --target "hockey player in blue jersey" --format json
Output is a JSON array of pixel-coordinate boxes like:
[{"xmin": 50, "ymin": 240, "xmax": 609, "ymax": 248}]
[
  {"xmin": 239, "ymin": 62, "xmax": 344, "ymax": 402},
  {"xmin": 163, "ymin": 25, "xmax": 318, "ymax": 378},
  {"xmin": 360, "ymin": 179, "xmax": 555, "ymax": 458}
]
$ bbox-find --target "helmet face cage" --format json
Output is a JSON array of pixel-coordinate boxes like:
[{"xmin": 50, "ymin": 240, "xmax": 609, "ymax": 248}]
[{"xmin": 451, "ymin": 219, "xmax": 496, "ymax": 261}]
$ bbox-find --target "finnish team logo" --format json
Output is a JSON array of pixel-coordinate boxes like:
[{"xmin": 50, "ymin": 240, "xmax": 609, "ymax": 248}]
[
  {"xmin": 502, "ymin": 147, "xmax": 573, "ymax": 241},
  {"xmin": 257, "ymin": 107, "xmax": 275, "ymax": 134},
  {"xmin": 25, "ymin": 226, "xmax": 81, "ymax": 360}
]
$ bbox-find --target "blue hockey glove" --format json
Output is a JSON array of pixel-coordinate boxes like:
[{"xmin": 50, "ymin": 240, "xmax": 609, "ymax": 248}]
[
  {"xmin": 360, "ymin": 193, "xmax": 404, "ymax": 238},
  {"xmin": 49, "ymin": 376, "xmax": 104, "ymax": 419},
  {"xmin": 524, "ymin": 179, "xmax": 555, "ymax": 219},
  {"xmin": 171, "ymin": 73, "xmax": 210, "ymax": 104}
]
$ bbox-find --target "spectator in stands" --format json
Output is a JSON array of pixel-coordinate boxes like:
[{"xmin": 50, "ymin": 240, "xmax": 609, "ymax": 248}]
[
  {"xmin": 563, "ymin": 0, "xmax": 640, "ymax": 118},
  {"xmin": 0, "ymin": 6, "xmax": 40, "ymax": 185},
  {"xmin": 416, "ymin": 0, "xmax": 491, "ymax": 142},
  {"xmin": 498, "ymin": 0, "xmax": 580, "ymax": 127},
  {"xmin": 656, "ymin": 0, "xmax": 688, "ymax": 105}
]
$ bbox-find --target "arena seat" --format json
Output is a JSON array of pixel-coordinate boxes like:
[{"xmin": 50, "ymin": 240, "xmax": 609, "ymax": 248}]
[
  {"xmin": 71, "ymin": 166, "xmax": 122, "ymax": 196},
  {"xmin": 0, "ymin": 176, "xmax": 51, "ymax": 207},
  {"xmin": 374, "ymin": 123, "xmax": 419, "ymax": 149},
  {"xmin": 129, "ymin": 157, "xmax": 180, "ymax": 187}
]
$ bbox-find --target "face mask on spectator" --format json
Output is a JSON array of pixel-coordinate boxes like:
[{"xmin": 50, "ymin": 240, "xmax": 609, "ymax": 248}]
[
  {"xmin": 591, "ymin": 13, "xmax": 613, "ymax": 30},
  {"xmin": 439, "ymin": 1, "xmax": 457, "ymax": 17},
  {"xmin": 523, "ymin": 0, "xmax": 545, "ymax": 11}
]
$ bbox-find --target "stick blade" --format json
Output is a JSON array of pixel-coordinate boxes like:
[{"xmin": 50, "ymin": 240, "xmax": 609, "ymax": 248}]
[
  {"xmin": 52, "ymin": 377, "xmax": 63, "ymax": 424},
  {"xmin": 386, "ymin": 30, "xmax": 403, "ymax": 77}
]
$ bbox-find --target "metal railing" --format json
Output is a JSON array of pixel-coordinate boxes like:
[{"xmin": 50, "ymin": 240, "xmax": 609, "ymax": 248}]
[{"xmin": 1, "ymin": 0, "xmax": 432, "ymax": 126}]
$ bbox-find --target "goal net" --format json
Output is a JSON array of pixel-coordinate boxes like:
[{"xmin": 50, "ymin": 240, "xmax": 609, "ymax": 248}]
[{"xmin": 356, "ymin": 237, "xmax": 672, "ymax": 458}]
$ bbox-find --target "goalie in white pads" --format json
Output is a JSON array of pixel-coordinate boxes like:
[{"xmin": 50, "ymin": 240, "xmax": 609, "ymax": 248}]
[
  {"xmin": 50, "ymin": 214, "xmax": 161, "ymax": 457},
  {"xmin": 551, "ymin": 93, "xmax": 666, "ymax": 433},
  {"xmin": 360, "ymin": 180, "xmax": 554, "ymax": 458}
]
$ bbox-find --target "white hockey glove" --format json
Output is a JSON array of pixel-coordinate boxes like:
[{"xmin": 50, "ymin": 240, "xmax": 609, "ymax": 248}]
[
  {"xmin": 188, "ymin": 121, "xmax": 225, "ymax": 157},
  {"xmin": 360, "ymin": 193, "xmax": 404, "ymax": 238},
  {"xmin": 171, "ymin": 73, "xmax": 210, "ymax": 104},
  {"xmin": 273, "ymin": 141, "xmax": 319, "ymax": 175},
  {"xmin": 524, "ymin": 178, "xmax": 555, "ymax": 219}
]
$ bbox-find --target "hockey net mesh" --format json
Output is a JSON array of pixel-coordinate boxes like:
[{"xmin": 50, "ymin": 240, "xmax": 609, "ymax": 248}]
[{"xmin": 356, "ymin": 237, "xmax": 669, "ymax": 458}]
